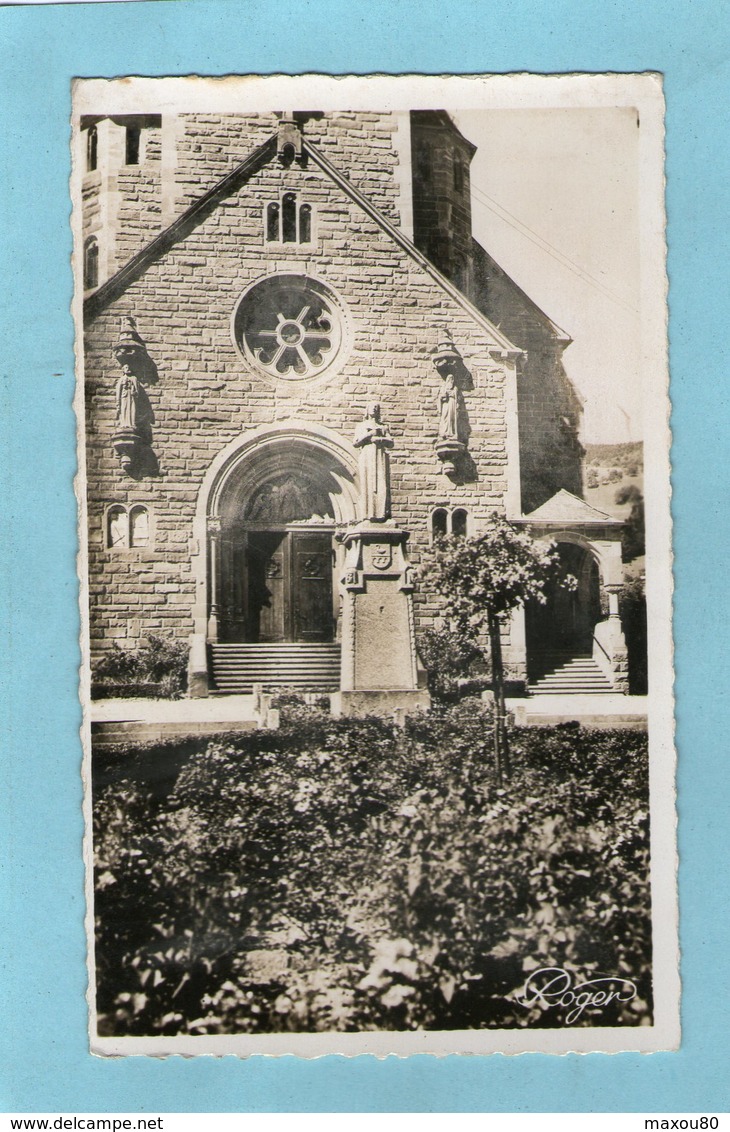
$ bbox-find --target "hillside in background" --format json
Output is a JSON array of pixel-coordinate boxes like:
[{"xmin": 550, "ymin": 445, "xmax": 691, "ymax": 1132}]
[
  {"xmin": 585, "ymin": 440, "xmax": 643, "ymax": 476},
  {"xmin": 583, "ymin": 441, "xmax": 644, "ymax": 577}
]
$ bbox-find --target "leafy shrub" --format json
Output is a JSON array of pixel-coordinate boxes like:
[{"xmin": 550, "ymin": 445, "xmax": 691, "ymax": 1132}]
[
  {"xmin": 417, "ymin": 628, "xmax": 484, "ymax": 699},
  {"xmin": 93, "ymin": 706, "xmax": 651, "ymax": 1035},
  {"xmin": 92, "ymin": 636, "xmax": 189, "ymax": 699},
  {"xmin": 615, "ymin": 484, "xmax": 642, "ymax": 506},
  {"xmin": 620, "ymin": 577, "xmax": 648, "ymax": 694}
]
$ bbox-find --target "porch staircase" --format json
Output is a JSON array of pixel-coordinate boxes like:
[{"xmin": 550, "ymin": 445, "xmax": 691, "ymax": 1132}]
[
  {"xmin": 210, "ymin": 642, "xmax": 341, "ymax": 694},
  {"xmin": 528, "ymin": 651, "xmax": 615, "ymax": 696}
]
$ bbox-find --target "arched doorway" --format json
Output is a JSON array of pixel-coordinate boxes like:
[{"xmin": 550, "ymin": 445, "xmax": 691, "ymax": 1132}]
[
  {"xmin": 200, "ymin": 429, "xmax": 359, "ymax": 649},
  {"xmin": 219, "ymin": 463, "xmax": 340, "ymax": 644},
  {"xmin": 526, "ymin": 541, "xmax": 601, "ymax": 670}
]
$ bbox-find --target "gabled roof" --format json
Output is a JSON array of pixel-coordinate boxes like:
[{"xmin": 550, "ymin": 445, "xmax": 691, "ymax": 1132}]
[
  {"xmin": 83, "ymin": 127, "xmax": 521, "ymax": 358},
  {"xmin": 522, "ymin": 489, "xmax": 621, "ymax": 526}
]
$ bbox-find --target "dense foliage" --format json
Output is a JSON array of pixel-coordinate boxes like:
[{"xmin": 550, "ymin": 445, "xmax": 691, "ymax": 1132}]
[
  {"xmin": 92, "ymin": 635, "xmax": 188, "ymax": 698},
  {"xmin": 615, "ymin": 485, "xmax": 646, "ymax": 562},
  {"xmin": 93, "ymin": 703, "xmax": 651, "ymax": 1036},
  {"xmin": 620, "ymin": 576, "xmax": 648, "ymax": 694},
  {"xmin": 420, "ymin": 519, "xmax": 559, "ymax": 634},
  {"xmin": 416, "ymin": 628, "xmax": 485, "ymax": 699},
  {"xmin": 420, "ymin": 517, "xmax": 562, "ymax": 781}
]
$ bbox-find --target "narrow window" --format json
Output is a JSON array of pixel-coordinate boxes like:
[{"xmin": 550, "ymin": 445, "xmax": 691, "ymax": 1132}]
[
  {"xmin": 266, "ymin": 201, "xmax": 280, "ymax": 242},
  {"xmin": 431, "ymin": 508, "xmax": 448, "ymax": 539},
  {"xmin": 452, "ymin": 508, "xmax": 468, "ymax": 538},
  {"xmin": 130, "ymin": 506, "xmax": 150, "ymax": 547},
  {"xmin": 86, "ymin": 126, "xmax": 98, "ymax": 172},
  {"xmin": 282, "ymin": 192, "xmax": 297, "ymax": 242},
  {"xmin": 453, "ymin": 154, "xmax": 464, "ymax": 193},
  {"xmin": 83, "ymin": 237, "xmax": 99, "ymax": 290},
  {"xmin": 299, "ymin": 202, "xmax": 312, "ymax": 243},
  {"xmin": 107, "ymin": 506, "xmax": 127, "ymax": 548},
  {"xmin": 125, "ymin": 125, "xmax": 141, "ymax": 166}
]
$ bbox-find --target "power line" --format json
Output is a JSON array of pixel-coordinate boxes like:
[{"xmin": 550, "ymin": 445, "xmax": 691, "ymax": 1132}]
[
  {"xmin": 472, "ymin": 182, "xmax": 625, "ymax": 299},
  {"xmin": 470, "ymin": 183, "xmax": 639, "ymax": 316}
]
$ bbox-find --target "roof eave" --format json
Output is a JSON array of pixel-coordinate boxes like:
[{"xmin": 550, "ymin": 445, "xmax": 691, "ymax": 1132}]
[{"xmin": 305, "ymin": 139, "xmax": 521, "ymax": 358}]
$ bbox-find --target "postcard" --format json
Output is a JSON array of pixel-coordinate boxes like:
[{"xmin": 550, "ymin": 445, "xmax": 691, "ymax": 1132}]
[{"xmin": 73, "ymin": 72, "xmax": 677, "ymax": 1057}]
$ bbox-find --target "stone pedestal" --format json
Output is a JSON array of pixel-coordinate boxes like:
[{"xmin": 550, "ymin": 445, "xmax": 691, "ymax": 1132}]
[
  {"xmin": 332, "ymin": 521, "xmax": 430, "ymax": 719},
  {"xmin": 187, "ymin": 632, "xmax": 209, "ymax": 697},
  {"xmin": 435, "ymin": 437, "xmax": 466, "ymax": 476}
]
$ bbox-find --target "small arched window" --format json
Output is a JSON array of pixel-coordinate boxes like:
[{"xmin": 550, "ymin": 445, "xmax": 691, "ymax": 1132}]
[
  {"xmin": 431, "ymin": 507, "xmax": 469, "ymax": 540},
  {"xmin": 266, "ymin": 201, "xmax": 280, "ymax": 242},
  {"xmin": 282, "ymin": 192, "xmax": 297, "ymax": 242},
  {"xmin": 107, "ymin": 504, "xmax": 152, "ymax": 549},
  {"xmin": 83, "ymin": 236, "xmax": 99, "ymax": 290},
  {"xmin": 86, "ymin": 126, "xmax": 98, "ymax": 173},
  {"xmin": 125, "ymin": 125, "xmax": 141, "ymax": 166},
  {"xmin": 299, "ymin": 202, "xmax": 312, "ymax": 243},
  {"xmin": 431, "ymin": 508, "xmax": 448, "ymax": 539},
  {"xmin": 107, "ymin": 506, "xmax": 127, "ymax": 548},
  {"xmin": 264, "ymin": 192, "xmax": 314, "ymax": 244},
  {"xmin": 452, "ymin": 508, "xmax": 468, "ymax": 538},
  {"xmin": 130, "ymin": 505, "xmax": 150, "ymax": 547}
]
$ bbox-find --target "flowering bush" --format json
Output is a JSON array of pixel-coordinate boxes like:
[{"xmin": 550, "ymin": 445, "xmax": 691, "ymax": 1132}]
[{"xmin": 93, "ymin": 705, "xmax": 651, "ymax": 1035}]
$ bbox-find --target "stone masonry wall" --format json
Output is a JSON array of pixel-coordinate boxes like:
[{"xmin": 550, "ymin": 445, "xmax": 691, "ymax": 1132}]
[
  {"xmin": 472, "ymin": 243, "xmax": 584, "ymax": 513},
  {"xmin": 83, "ymin": 112, "xmax": 515, "ymax": 661},
  {"xmin": 411, "ymin": 112, "xmax": 474, "ymax": 286},
  {"xmin": 114, "ymin": 126, "xmax": 163, "ymax": 267}
]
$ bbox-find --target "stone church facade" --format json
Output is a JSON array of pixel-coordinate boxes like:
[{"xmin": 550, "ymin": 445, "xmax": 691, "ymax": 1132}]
[{"xmin": 80, "ymin": 109, "xmax": 628, "ymax": 711}]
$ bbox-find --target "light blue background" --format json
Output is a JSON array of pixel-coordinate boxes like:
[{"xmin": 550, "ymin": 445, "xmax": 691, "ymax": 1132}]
[{"xmin": 1, "ymin": 0, "xmax": 727, "ymax": 1112}]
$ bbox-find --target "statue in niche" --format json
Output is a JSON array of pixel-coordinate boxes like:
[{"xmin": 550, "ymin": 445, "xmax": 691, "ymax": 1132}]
[
  {"xmin": 111, "ymin": 317, "xmax": 159, "ymax": 474},
  {"xmin": 437, "ymin": 371, "xmax": 462, "ymax": 442},
  {"xmin": 353, "ymin": 403, "xmax": 394, "ymax": 521},
  {"xmin": 433, "ymin": 334, "xmax": 471, "ymax": 475},
  {"xmin": 115, "ymin": 362, "xmax": 154, "ymax": 442}
]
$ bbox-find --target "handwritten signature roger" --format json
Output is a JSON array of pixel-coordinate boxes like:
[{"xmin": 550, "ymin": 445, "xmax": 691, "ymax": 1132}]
[{"xmin": 521, "ymin": 966, "xmax": 638, "ymax": 1024}]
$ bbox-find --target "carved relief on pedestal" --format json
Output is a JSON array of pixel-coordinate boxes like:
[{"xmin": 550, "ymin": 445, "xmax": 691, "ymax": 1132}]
[
  {"xmin": 432, "ymin": 333, "xmax": 472, "ymax": 477},
  {"xmin": 111, "ymin": 316, "xmax": 159, "ymax": 475}
]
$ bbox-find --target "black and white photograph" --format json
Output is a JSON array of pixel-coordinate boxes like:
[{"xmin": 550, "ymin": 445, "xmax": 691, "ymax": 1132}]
[{"xmin": 75, "ymin": 73, "xmax": 676, "ymax": 1056}]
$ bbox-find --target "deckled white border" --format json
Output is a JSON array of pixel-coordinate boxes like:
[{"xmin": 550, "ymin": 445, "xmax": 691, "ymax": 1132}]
[{"xmin": 72, "ymin": 72, "xmax": 676, "ymax": 1058}]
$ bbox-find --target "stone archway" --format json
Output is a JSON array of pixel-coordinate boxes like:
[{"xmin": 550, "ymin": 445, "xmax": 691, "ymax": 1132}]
[
  {"xmin": 188, "ymin": 423, "xmax": 359, "ymax": 695},
  {"xmin": 525, "ymin": 540, "xmax": 602, "ymax": 665}
]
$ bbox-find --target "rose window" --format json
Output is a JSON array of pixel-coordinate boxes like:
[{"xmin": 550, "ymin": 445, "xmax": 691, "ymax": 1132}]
[{"xmin": 234, "ymin": 275, "xmax": 345, "ymax": 380}]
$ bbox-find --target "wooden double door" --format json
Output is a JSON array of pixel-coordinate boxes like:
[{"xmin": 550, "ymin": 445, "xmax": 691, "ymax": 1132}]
[{"xmin": 241, "ymin": 529, "xmax": 334, "ymax": 643}]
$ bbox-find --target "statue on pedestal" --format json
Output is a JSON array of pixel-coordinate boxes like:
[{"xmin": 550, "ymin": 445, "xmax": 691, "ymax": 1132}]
[{"xmin": 353, "ymin": 402, "xmax": 394, "ymax": 521}]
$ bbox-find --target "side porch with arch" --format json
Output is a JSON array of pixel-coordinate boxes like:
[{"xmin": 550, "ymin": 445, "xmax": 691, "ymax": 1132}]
[{"xmin": 509, "ymin": 490, "xmax": 629, "ymax": 694}]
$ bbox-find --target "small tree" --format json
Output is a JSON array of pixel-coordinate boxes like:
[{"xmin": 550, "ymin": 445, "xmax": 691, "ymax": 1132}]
[{"xmin": 422, "ymin": 516, "xmax": 560, "ymax": 785}]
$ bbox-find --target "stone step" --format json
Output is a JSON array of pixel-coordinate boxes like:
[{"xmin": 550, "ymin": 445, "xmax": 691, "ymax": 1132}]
[
  {"xmin": 91, "ymin": 717, "xmax": 258, "ymax": 748},
  {"xmin": 210, "ymin": 643, "xmax": 341, "ymax": 693},
  {"xmin": 529, "ymin": 652, "xmax": 614, "ymax": 695}
]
